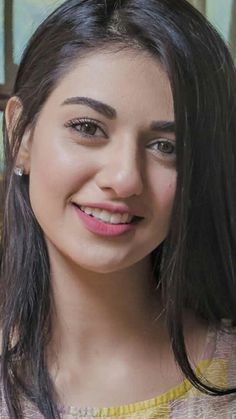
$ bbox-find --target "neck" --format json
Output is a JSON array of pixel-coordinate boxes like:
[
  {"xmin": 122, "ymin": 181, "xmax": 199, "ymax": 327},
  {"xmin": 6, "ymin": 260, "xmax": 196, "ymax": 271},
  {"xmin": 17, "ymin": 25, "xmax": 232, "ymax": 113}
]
[{"xmin": 48, "ymin": 245, "xmax": 163, "ymax": 366}]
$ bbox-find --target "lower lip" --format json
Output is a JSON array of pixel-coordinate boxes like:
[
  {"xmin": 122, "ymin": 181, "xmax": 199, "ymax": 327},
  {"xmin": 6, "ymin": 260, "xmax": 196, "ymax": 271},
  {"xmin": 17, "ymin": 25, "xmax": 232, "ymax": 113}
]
[{"xmin": 74, "ymin": 205, "xmax": 136, "ymax": 237}]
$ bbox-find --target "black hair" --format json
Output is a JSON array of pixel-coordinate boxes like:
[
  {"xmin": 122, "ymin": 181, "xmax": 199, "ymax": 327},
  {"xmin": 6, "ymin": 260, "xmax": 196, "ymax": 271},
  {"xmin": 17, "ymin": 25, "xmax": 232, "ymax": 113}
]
[{"xmin": 1, "ymin": 0, "xmax": 236, "ymax": 417}]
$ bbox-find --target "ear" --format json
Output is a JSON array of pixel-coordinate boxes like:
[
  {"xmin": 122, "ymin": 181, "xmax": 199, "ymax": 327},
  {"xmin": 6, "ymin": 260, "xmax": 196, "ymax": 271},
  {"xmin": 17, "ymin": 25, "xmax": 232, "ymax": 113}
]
[{"xmin": 5, "ymin": 96, "xmax": 32, "ymax": 175}]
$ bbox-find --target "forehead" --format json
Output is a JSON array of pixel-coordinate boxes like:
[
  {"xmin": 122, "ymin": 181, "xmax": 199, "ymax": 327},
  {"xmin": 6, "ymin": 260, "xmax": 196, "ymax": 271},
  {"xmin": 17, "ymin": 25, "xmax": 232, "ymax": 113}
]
[{"xmin": 43, "ymin": 48, "xmax": 174, "ymax": 123}]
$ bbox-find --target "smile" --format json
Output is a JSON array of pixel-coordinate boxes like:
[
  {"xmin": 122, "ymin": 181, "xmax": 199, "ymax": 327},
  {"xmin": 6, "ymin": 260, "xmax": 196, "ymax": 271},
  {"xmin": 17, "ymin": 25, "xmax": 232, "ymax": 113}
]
[
  {"xmin": 79, "ymin": 206, "xmax": 133, "ymax": 224},
  {"xmin": 73, "ymin": 204, "xmax": 143, "ymax": 237}
]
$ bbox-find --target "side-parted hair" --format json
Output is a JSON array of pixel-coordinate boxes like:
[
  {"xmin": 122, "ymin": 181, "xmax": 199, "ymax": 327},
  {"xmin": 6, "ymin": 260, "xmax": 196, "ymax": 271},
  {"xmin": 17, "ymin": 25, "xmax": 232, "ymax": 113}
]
[{"xmin": 0, "ymin": 0, "xmax": 236, "ymax": 417}]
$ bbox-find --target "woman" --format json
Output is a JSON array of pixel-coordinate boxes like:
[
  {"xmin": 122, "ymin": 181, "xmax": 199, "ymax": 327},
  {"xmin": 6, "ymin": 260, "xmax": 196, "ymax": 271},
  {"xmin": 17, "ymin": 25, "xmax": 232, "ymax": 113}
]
[{"xmin": 1, "ymin": 0, "xmax": 236, "ymax": 417}]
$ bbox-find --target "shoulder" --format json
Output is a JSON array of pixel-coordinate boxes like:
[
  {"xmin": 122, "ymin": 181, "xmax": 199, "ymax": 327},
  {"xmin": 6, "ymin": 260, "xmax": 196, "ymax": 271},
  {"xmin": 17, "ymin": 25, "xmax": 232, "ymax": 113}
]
[
  {"xmin": 198, "ymin": 319, "xmax": 236, "ymax": 390},
  {"xmin": 178, "ymin": 321, "xmax": 236, "ymax": 419},
  {"xmin": 215, "ymin": 320, "xmax": 236, "ymax": 387},
  {"xmin": 214, "ymin": 319, "xmax": 236, "ymax": 357},
  {"xmin": 0, "ymin": 333, "xmax": 43, "ymax": 418}
]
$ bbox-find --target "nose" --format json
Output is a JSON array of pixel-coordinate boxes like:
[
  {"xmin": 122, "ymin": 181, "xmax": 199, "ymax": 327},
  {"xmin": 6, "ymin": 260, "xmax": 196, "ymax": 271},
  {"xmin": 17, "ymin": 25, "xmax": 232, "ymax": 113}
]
[{"xmin": 95, "ymin": 141, "xmax": 144, "ymax": 198}]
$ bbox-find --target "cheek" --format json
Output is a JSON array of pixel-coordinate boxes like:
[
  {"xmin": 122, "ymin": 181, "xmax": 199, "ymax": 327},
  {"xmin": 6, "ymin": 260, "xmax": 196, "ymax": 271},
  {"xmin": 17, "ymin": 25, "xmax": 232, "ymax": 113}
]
[
  {"xmin": 161, "ymin": 179, "xmax": 176, "ymax": 210},
  {"xmin": 151, "ymin": 168, "xmax": 176, "ymax": 213},
  {"xmin": 28, "ymin": 132, "xmax": 97, "ymax": 207}
]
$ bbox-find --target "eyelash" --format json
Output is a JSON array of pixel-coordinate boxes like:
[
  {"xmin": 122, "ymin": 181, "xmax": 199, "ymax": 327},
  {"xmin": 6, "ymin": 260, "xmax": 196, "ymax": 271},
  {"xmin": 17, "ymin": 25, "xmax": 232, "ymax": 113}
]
[
  {"xmin": 64, "ymin": 118, "xmax": 176, "ymax": 158},
  {"xmin": 147, "ymin": 140, "xmax": 176, "ymax": 159},
  {"xmin": 64, "ymin": 118, "xmax": 107, "ymax": 139}
]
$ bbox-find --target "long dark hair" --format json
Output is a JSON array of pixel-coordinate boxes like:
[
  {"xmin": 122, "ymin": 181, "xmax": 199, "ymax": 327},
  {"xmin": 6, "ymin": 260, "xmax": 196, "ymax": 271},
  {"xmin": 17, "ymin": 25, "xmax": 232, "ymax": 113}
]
[{"xmin": 1, "ymin": 0, "xmax": 236, "ymax": 417}]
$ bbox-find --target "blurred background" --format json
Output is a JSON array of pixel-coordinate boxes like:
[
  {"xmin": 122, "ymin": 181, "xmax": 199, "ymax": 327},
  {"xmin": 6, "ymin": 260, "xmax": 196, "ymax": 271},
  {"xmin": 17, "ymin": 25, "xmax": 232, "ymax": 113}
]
[{"xmin": 0, "ymin": 0, "xmax": 236, "ymax": 173}]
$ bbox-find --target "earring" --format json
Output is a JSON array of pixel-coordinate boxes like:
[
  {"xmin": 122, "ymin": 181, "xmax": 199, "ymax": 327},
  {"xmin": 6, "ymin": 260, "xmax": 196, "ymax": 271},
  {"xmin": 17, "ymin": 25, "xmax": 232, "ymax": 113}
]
[{"xmin": 14, "ymin": 166, "xmax": 24, "ymax": 176}]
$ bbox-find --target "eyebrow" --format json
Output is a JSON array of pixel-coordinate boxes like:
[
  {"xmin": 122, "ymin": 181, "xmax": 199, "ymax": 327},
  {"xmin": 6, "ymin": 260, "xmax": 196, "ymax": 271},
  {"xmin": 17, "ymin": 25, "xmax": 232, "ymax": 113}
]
[
  {"xmin": 62, "ymin": 96, "xmax": 116, "ymax": 119},
  {"xmin": 61, "ymin": 96, "xmax": 175, "ymax": 133},
  {"xmin": 150, "ymin": 120, "xmax": 175, "ymax": 133}
]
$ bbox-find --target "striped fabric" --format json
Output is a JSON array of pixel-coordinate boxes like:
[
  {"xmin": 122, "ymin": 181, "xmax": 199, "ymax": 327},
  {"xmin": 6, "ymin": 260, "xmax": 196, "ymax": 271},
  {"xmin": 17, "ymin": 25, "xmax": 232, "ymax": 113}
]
[{"xmin": 1, "ymin": 321, "xmax": 236, "ymax": 418}]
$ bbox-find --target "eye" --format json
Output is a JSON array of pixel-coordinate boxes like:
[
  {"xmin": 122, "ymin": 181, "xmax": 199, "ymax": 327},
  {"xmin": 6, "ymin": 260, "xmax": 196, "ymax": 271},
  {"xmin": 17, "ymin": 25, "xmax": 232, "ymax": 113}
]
[
  {"xmin": 147, "ymin": 139, "xmax": 176, "ymax": 158},
  {"xmin": 64, "ymin": 118, "xmax": 107, "ymax": 138}
]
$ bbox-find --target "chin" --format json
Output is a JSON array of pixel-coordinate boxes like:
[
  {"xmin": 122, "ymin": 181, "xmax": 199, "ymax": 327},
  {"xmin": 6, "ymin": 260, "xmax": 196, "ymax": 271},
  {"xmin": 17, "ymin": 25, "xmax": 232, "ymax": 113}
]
[{"xmin": 76, "ymin": 259, "xmax": 132, "ymax": 274}]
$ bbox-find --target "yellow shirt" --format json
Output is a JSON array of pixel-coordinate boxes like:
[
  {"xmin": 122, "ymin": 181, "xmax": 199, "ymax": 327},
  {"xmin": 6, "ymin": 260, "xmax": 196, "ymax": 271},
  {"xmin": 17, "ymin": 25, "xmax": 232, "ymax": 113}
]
[
  {"xmin": 59, "ymin": 321, "xmax": 236, "ymax": 418},
  {"xmin": 1, "ymin": 321, "xmax": 236, "ymax": 418}
]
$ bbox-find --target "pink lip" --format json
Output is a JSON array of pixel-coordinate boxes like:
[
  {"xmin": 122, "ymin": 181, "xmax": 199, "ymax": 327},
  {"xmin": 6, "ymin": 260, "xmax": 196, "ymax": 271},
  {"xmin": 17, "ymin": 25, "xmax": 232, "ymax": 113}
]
[{"xmin": 73, "ymin": 205, "xmax": 136, "ymax": 237}]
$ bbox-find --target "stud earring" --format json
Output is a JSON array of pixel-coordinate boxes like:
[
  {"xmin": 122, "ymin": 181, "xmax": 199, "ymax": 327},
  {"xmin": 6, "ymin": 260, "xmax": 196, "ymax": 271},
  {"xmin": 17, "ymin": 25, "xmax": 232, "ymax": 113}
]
[{"xmin": 14, "ymin": 166, "xmax": 24, "ymax": 176}]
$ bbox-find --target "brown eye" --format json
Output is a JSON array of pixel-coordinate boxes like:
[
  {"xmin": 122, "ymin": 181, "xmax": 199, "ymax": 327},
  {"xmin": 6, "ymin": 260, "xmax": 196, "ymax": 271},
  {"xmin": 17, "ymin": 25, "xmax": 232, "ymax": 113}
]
[
  {"xmin": 76, "ymin": 122, "xmax": 98, "ymax": 135},
  {"xmin": 64, "ymin": 118, "xmax": 107, "ymax": 139},
  {"xmin": 147, "ymin": 139, "xmax": 176, "ymax": 160},
  {"xmin": 157, "ymin": 141, "xmax": 175, "ymax": 154}
]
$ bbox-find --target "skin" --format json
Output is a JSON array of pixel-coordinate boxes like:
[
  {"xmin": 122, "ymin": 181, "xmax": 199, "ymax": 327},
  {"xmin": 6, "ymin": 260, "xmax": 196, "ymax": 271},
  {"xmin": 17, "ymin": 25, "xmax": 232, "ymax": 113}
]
[{"xmin": 6, "ymin": 49, "xmax": 208, "ymax": 408}]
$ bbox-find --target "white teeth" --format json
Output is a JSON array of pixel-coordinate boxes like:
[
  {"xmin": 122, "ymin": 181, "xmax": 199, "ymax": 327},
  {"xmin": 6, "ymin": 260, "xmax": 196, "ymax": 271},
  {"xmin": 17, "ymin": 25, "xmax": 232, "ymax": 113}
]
[
  {"xmin": 79, "ymin": 206, "xmax": 133, "ymax": 224},
  {"xmin": 93, "ymin": 208, "xmax": 102, "ymax": 219},
  {"xmin": 100, "ymin": 210, "xmax": 112, "ymax": 222},
  {"xmin": 110, "ymin": 213, "xmax": 124, "ymax": 224},
  {"xmin": 81, "ymin": 206, "xmax": 93, "ymax": 215},
  {"xmin": 121, "ymin": 213, "xmax": 130, "ymax": 223}
]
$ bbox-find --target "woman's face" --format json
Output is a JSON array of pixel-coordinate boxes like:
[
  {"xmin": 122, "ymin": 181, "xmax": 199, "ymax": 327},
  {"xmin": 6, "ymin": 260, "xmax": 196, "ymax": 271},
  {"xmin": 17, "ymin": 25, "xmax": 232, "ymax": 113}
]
[{"xmin": 24, "ymin": 49, "xmax": 176, "ymax": 273}]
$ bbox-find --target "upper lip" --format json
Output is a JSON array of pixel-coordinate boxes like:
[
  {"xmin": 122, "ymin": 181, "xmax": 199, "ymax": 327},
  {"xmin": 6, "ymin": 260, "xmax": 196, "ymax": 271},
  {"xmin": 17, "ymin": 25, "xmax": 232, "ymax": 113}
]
[{"xmin": 73, "ymin": 202, "xmax": 144, "ymax": 218}]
